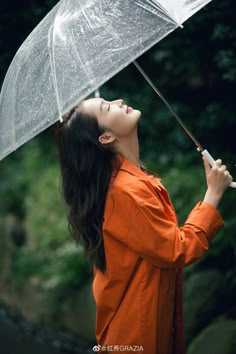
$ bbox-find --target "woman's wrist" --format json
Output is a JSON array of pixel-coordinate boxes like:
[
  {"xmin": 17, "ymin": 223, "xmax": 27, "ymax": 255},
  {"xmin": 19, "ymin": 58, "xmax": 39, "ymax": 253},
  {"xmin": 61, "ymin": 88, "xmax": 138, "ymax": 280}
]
[{"xmin": 203, "ymin": 188, "xmax": 223, "ymax": 209}]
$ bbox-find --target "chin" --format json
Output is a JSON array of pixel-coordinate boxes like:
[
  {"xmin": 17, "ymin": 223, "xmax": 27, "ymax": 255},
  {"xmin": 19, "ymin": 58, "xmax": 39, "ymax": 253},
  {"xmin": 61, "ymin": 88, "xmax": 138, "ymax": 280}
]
[{"xmin": 135, "ymin": 110, "xmax": 142, "ymax": 119}]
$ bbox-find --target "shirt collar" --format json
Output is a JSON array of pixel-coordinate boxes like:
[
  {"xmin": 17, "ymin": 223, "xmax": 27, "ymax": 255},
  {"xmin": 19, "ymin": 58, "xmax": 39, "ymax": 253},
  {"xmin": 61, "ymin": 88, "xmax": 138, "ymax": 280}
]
[
  {"xmin": 119, "ymin": 157, "xmax": 146, "ymax": 178},
  {"xmin": 118, "ymin": 156, "xmax": 163, "ymax": 191}
]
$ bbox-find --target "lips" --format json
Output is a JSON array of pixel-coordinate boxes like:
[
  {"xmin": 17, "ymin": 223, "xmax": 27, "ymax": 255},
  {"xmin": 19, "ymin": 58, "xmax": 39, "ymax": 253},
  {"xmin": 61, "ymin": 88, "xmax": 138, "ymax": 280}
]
[{"xmin": 126, "ymin": 105, "xmax": 132, "ymax": 113}]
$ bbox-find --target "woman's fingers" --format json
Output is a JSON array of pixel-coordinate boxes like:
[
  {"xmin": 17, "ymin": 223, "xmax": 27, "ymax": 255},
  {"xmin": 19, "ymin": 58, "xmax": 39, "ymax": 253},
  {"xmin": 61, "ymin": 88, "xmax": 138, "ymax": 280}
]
[
  {"xmin": 214, "ymin": 162, "xmax": 233, "ymax": 185},
  {"xmin": 203, "ymin": 158, "xmax": 223, "ymax": 176},
  {"xmin": 203, "ymin": 156, "xmax": 211, "ymax": 174},
  {"xmin": 212, "ymin": 164, "xmax": 226, "ymax": 173},
  {"xmin": 224, "ymin": 170, "xmax": 233, "ymax": 183},
  {"xmin": 213, "ymin": 159, "xmax": 222, "ymax": 167},
  {"xmin": 204, "ymin": 157, "xmax": 233, "ymax": 190}
]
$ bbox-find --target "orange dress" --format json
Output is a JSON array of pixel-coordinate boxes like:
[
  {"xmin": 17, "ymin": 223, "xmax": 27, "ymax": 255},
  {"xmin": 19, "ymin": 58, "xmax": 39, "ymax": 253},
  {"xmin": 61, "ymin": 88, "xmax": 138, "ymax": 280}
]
[{"xmin": 93, "ymin": 158, "xmax": 224, "ymax": 354}]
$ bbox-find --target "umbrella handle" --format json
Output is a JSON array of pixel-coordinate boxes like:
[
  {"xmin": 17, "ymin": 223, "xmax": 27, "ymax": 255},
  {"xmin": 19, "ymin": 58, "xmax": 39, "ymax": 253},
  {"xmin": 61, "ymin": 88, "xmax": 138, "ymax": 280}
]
[{"xmin": 202, "ymin": 149, "xmax": 236, "ymax": 188}]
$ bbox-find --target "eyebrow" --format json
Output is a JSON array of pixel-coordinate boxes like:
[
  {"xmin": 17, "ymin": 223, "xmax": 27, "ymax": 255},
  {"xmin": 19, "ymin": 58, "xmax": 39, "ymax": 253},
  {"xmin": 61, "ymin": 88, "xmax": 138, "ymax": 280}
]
[{"xmin": 100, "ymin": 101, "xmax": 103, "ymax": 113}]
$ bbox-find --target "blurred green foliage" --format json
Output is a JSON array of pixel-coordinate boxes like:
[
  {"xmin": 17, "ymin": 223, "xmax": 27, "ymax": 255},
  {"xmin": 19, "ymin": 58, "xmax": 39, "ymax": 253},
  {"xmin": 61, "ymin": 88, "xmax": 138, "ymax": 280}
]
[
  {"xmin": 0, "ymin": 0, "xmax": 235, "ymax": 312},
  {"xmin": 0, "ymin": 136, "xmax": 91, "ymax": 298}
]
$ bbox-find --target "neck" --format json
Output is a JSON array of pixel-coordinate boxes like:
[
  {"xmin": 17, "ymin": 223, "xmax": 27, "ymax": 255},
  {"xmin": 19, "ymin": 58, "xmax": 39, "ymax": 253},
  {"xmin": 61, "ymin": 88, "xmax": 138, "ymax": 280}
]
[{"xmin": 114, "ymin": 129, "xmax": 140, "ymax": 168}]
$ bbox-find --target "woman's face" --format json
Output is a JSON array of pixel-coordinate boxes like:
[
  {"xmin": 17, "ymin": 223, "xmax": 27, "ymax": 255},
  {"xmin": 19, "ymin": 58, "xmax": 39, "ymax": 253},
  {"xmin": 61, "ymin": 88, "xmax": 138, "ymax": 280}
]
[{"xmin": 79, "ymin": 98, "xmax": 141, "ymax": 137}]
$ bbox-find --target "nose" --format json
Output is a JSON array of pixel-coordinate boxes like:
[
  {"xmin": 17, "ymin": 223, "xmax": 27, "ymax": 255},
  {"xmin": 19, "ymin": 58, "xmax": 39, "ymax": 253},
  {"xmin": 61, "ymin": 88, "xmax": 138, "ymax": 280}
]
[{"xmin": 110, "ymin": 99, "xmax": 124, "ymax": 107}]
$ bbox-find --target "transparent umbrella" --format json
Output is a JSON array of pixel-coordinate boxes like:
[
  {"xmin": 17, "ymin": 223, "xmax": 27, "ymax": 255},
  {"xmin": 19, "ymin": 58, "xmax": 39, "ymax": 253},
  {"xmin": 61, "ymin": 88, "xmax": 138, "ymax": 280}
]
[{"xmin": 1, "ymin": 0, "xmax": 235, "ymax": 186}]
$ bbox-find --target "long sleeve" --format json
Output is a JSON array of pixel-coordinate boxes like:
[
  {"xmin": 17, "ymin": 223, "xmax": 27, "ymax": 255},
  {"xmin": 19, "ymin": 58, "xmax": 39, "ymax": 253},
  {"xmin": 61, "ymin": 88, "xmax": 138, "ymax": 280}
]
[{"xmin": 103, "ymin": 178, "xmax": 224, "ymax": 269}]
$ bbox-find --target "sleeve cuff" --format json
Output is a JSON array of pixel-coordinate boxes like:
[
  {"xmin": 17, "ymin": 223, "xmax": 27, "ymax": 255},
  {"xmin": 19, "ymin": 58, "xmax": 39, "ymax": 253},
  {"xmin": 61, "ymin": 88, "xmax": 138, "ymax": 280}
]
[{"xmin": 185, "ymin": 201, "xmax": 224, "ymax": 241}]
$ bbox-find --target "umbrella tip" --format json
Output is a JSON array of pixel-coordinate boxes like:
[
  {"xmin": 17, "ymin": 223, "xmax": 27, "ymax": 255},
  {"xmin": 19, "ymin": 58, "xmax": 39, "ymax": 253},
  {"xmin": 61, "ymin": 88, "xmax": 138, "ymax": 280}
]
[{"xmin": 95, "ymin": 89, "xmax": 100, "ymax": 98}]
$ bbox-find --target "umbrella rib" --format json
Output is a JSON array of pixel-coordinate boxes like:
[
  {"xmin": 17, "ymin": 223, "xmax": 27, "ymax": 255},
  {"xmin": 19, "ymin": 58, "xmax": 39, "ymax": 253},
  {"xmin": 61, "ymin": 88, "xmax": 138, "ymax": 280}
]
[
  {"xmin": 132, "ymin": 0, "xmax": 183, "ymax": 28},
  {"xmin": 133, "ymin": 60, "xmax": 203, "ymax": 151},
  {"xmin": 48, "ymin": 13, "xmax": 63, "ymax": 122},
  {"xmin": 132, "ymin": 0, "xmax": 178, "ymax": 27}
]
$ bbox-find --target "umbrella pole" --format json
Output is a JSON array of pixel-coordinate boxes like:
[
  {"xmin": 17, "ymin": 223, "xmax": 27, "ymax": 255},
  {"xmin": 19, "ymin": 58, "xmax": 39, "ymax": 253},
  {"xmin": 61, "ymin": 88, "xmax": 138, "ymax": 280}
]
[
  {"xmin": 133, "ymin": 60, "xmax": 203, "ymax": 151},
  {"xmin": 133, "ymin": 60, "xmax": 236, "ymax": 188}
]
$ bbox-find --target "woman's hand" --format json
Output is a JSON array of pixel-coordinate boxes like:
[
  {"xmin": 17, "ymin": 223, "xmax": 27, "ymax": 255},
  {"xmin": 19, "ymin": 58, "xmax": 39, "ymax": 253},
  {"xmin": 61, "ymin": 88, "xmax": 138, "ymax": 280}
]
[{"xmin": 203, "ymin": 157, "xmax": 233, "ymax": 208}]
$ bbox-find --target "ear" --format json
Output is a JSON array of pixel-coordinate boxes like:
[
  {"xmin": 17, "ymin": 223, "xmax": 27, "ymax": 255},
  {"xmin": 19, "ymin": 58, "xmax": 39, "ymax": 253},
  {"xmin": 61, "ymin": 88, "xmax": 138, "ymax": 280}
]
[{"xmin": 98, "ymin": 132, "xmax": 116, "ymax": 145}]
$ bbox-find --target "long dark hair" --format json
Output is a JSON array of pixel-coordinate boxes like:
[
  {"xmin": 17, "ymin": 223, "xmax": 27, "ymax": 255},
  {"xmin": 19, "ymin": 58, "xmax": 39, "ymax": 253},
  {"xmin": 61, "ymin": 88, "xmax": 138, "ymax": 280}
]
[{"xmin": 55, "ymin": 104, "xmax": 120, "ymax": 272}]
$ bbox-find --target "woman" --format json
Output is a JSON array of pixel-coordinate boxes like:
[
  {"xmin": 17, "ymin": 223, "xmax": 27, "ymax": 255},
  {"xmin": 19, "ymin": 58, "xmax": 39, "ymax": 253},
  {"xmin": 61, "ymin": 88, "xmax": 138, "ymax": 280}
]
[{"xmin": 56, "ymin": 98, "xmax": 232, "ymax": 354}]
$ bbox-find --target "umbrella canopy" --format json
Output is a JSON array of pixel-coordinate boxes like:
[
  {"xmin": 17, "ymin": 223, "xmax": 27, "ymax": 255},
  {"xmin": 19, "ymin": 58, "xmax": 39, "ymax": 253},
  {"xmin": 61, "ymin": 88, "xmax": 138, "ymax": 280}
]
[{"xmin": 0, "ymin": 0, "xmax": 211, "ymax": 160}]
